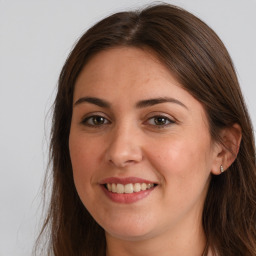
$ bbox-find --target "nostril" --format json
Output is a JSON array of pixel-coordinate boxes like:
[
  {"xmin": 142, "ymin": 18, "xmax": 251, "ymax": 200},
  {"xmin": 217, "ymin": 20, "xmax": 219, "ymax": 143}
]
[{"xmin": 108, "ymin": 158, "xmax": 139, "ymax": 168}]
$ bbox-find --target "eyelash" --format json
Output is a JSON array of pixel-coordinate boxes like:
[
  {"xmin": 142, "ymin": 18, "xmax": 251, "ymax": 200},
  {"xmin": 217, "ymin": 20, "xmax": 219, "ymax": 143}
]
[{"xmin": 81, "ymin": 115, "xmax": 175, "ymax": 128}]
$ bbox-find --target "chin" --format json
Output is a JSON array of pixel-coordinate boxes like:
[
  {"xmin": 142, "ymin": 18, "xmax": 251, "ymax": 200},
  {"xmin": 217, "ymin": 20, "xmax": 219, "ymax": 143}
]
[
  {"xmin": 106, "ymin": 229, "xmax": 154, "ymax": 242},
  {"xmin": 102, "ymin": 219, "xmax": 157, "ymax": 241}
]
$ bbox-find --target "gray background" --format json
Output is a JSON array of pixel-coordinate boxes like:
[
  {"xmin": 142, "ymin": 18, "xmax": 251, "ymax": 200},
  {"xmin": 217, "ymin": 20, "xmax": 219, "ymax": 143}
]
[{"xmin": 0, "ymin": 0, "xmax": 255, "ymax": 255}]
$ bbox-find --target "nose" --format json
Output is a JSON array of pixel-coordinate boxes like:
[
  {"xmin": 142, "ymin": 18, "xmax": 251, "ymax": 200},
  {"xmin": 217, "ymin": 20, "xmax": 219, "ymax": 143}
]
[{"xmin": 105, "ymin": 124, "xmax": 143, "ymax": 168}]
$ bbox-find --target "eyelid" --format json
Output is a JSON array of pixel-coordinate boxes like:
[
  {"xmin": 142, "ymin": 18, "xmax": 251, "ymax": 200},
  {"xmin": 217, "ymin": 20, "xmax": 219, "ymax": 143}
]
[
  {"xmin": 81, "ymin": 111, "xmax": 110, "ymax": 120},
  {"xmin": 143, "ymin": 111, "xmax": 176, "ymax": 122}
]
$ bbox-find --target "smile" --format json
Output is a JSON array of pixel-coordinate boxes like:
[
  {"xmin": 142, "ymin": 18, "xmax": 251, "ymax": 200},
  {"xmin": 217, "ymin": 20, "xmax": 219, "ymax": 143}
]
[
  {"xmin": 105, "ymin": 183, "xmax": 155, "ymax": 194},
  {"xmin": 100, "ymin": 177, "xmax": 158, "ymax": 203}
]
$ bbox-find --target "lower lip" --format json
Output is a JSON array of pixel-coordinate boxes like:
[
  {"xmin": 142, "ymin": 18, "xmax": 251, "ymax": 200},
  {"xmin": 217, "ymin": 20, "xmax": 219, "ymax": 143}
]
[{"xmin": 101, "ymin": 185, "xmax": 156, "ymax": 204}]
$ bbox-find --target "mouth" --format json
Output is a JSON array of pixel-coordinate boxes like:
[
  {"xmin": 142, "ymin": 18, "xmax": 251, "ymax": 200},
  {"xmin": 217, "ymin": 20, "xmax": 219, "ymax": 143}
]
[
  {"xmin": 104, "ymin": 182, "xmax": 158, "ymax": 194},
  {"xmin": 100, "ymin": 177, "xmax": 158, "ymax": 203}
]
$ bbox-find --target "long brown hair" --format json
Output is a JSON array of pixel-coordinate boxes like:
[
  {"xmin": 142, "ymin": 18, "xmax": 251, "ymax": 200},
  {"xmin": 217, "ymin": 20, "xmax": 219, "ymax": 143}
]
[{"xmin": 35, "ymin": 3, "xmax": 256, "ymax": 256}]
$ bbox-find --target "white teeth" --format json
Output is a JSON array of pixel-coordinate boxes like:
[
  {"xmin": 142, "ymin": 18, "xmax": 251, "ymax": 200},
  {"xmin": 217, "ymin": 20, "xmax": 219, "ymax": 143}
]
[
  {"xmin": 141, "ymin": 183, "xmax": 147, "ymax": 191},
  {"xmin": 105, "ymin": 183, "xmax": 155, "ymax": 194},
  {"xmin": 124, "ymin": 184, "xmax": 133, "ymax": 194},
  {"xmin": 133, "ymin": 183, "xmax": 141, "ymax": 192},
  {"xmin": 116, "ymin": 184, "xmax": 124, "ymax": 193},
  {"xmin": 111, "ymin": 183, "xmax": 117, "ymax": 193}
]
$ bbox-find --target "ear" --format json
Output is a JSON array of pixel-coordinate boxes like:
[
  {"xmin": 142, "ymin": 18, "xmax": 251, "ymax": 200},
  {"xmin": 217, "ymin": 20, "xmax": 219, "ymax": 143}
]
[{"xmin": 211, "ymin": 123, "xmax": 242, "ymax": 175}]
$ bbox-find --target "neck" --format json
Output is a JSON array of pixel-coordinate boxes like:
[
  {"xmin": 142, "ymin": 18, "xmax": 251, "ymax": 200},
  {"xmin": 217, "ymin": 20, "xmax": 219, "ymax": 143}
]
[{"xmin": 105, "ymin": 217, "xmax": 207, "ymax": 256}]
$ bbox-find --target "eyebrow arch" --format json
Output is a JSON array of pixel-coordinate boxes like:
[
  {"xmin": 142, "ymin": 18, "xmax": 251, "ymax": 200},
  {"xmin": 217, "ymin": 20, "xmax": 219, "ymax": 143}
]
[
  {"xmin": 74, "ymin": 96, "xmax": 188, "ymax": 110},
  {"xmin": 74, "ymin": 97, "xmax": 111, "ymax": 108},
  {"xmin": 136, "ymin": 97, "xmax": 188, "ymax": 110}
]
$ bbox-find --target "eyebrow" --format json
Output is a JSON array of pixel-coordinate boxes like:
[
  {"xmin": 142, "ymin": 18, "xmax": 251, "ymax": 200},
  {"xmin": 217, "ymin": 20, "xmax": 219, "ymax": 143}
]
[
  {"xmin": 136, "ymin": 97, "xmax": 188, "ymax": 109},
  {"xmin": 74, "ymin": 97, "xmax": 110, "ymax": 108},
  {"xmin": 74, "ymin": 96, "xmax": 188, "ymax": 110}
]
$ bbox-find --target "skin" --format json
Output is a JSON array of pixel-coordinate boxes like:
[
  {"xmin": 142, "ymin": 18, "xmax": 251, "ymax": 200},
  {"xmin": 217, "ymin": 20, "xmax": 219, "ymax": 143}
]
[{"xmin": 69, "ymin": 47, "xmax": 223, "ymax": 256}]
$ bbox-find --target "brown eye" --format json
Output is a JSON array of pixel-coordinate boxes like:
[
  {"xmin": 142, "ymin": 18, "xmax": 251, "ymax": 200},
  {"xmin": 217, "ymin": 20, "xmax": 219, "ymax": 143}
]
[
  {"xmin": 147, "ymin": 115, "xmax": 174, "ymax": 127},
  {"xmin": 82, "ymin": 115, "xmax": 109, "ymax": 126},
  {"xmin": 92, "ymin": 116, "xmax": 105, "ymax": 125},
  {"xmin": 154, "ymin": 117, "xmax": 168, "ymax": 125}
]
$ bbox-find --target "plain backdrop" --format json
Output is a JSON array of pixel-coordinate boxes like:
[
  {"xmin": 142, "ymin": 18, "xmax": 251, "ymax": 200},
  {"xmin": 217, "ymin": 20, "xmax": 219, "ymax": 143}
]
[{"xmin": 0, "ymin": 0, "xmax": 255, "ymax": 255}]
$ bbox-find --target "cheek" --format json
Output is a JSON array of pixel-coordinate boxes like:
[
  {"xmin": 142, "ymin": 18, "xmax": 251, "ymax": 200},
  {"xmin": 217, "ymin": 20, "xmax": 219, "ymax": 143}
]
[
  {"xmin": 69, "ymin": 133, "xmax": 100, "ymax": 196},
  {"xmin": 148, "ymin": 136, "xmax": 212, "ymax": 187},
  {"xmin": 69, "ymin": 131, "xmax": 102, "ymax": 169}
]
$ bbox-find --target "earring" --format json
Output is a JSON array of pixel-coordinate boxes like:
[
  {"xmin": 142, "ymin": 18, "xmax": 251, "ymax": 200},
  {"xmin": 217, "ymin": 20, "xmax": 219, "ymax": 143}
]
[{"xmin": 220, "ymin": 165, "xmax": 224, "ymax": 173}]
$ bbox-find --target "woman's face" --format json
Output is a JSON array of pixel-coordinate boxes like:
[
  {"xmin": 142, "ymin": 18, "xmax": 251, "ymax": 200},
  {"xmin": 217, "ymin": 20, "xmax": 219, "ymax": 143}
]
[{"xmin": 69, "ymin": 47, "xmax": 220, "ymax": 241}]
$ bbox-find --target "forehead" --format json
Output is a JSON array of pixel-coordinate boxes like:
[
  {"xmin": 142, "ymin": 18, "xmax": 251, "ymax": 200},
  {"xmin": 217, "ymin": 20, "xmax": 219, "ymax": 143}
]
[{"xmin": 74, "ymin": 47, "xmax": 183, "ymax": 98}]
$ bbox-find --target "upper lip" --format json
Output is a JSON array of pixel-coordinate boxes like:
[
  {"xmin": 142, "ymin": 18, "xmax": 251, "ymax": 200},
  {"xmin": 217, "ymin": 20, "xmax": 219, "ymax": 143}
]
[{"xmin": 99, "ymin": 177, "xmax": 158, "ymax": 185}]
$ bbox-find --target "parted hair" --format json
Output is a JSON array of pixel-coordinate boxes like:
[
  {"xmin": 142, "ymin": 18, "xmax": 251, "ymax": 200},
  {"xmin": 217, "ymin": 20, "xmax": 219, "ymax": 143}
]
[{"xmin": 35, "ymin": 3, "xmax": 256, "ymax": 256}]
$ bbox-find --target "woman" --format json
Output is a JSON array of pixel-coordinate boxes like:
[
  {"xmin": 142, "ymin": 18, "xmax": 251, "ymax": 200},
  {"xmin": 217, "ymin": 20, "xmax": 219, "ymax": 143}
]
[{"xmin": 36, "ymin": 3, "xmax": 256, "ymax": 256}]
